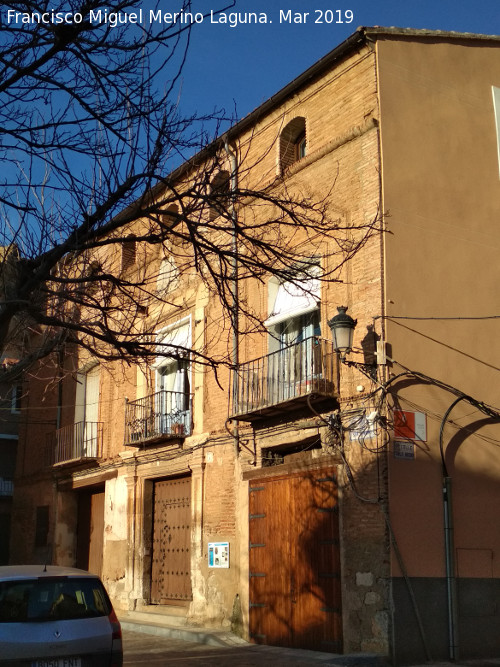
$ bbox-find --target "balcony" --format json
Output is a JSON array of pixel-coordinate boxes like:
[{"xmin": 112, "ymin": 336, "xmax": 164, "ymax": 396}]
[
  {"xmin": 229, "ymin": 336, "xmax": 338, "ymax": 422},
  {"xmin": 124, "ymin": 390, "xmax": 193, "ymax": 445},
  {"xmin": 52, "ymin": 421, "xmax": 103, "ymax": 465}
]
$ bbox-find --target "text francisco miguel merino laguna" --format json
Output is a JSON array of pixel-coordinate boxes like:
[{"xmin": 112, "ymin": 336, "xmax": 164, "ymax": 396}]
[{"xmin": 5, "ymin": 8, "xmax": 273, "ymax": 28}]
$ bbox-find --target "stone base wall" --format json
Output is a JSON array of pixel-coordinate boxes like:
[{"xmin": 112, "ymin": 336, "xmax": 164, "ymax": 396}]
[{"xmin": 392, "ymin": 577, "xmax": 500, "ymax": 664}]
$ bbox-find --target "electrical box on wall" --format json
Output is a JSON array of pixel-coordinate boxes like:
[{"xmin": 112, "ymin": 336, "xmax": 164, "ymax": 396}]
[{"xmin": 208, "ymin": 542, "xmax": 230, "ymax": 568}]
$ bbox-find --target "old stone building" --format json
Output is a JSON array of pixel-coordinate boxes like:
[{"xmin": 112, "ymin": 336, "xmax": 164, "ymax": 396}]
[{"xmin": 10, "ymin": 27, "xmax": 500, "ymax": 664}]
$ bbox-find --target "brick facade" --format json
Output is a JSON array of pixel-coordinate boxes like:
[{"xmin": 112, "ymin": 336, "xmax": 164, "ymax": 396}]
[{"xmin": 10, "ymin": 27, "xmax": 500, "ymax": 664}]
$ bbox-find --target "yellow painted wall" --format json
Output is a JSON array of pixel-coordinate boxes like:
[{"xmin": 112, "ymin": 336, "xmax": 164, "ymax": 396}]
[{"xmin": 378, "ymin": 35, "xmax": 500, "ymax": 578}]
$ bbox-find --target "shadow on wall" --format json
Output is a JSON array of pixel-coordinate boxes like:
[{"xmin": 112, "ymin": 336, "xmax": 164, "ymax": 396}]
[{"xmin": 387, "ymin": 377, "xmax": 500, "ymax": 664}]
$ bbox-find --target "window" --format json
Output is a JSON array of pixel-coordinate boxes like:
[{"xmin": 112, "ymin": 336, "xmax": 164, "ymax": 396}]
[
  {"xmin": 121, "ymin": 236, "xmax": 136, "ymax": 271},
  {"xmin": 156, "ymin": 359, "xmax": 191, "ymax": 425},
  {"xmin": 75, "ymin": 365, "xmax": 99, "ymax": 424},
  {"xmin": 157, "ymin": 255, "xmax": 179, "ymax": 293},
  {"xmin": 209, "ymin": 170, "xmax": 230, "ymax": 220},
  {"xmin": 279, "ymin": 117, "xmax": 307, "ymax": 173},
  {"xmin": 265, "ymin": 268, "xmax": 320, "ymax": 335},
  {"xmin": 75, "ymin": 365, "xmax": 100, "ymax": 456},
  {"xmin": 277, "ymin": 310, "xmax": 321, "ymax": 348},
  {"xmin": 296, "ymin": 132, "xmax": 306, "ymax": 160},
  {"xmin": 154, "ymin": 320, "xmax": 192, "ymax": 434},
  {"xmin": 0, "ymin": 576, "xmax": 111, "ymax": 623},
  {"xmin": 265, "ymin": 270, "xmax": 321, "ymax": 399}
]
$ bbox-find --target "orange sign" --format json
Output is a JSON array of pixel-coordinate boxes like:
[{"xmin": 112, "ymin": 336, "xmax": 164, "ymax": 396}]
[{"xmin": 393, "ymin": 410, "xmax": 426, "ymax": 441}]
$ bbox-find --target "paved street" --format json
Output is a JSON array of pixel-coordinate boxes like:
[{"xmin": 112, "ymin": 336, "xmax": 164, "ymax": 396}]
[
  {"xmin": 122, "ymin": 629, "xmax": 381, "ymax": 666},
  {"xmin": 122, "ymin": 629, "xmax": 500, "ymax": 667}
]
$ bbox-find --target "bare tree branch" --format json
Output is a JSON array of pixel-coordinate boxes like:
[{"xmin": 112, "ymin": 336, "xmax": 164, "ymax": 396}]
[{"xmin": 0, "ymin": 1, "xmax": 381, "ymax": 380}]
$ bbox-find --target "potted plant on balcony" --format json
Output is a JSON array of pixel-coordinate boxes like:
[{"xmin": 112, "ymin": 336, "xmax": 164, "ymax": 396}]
[{"xmin": 171, "ymin": 422, "xmax": 185, "ymax": 436}]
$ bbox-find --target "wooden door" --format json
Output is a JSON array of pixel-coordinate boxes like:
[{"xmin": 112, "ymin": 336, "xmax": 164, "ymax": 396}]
[
  {"xmin": 151, "ymin": 476, "xmax": 192, "ymax": 604},
  {"xmin": 249, "ymin": 469, "xmax": 342, "ymax": 652},
  {"xmin": 88, "ymin": 491, "xmax": 105, "ymax": 577},
  {"xmin": 76, "ymin": 488, "xmax": 104, "ymax": 577}
]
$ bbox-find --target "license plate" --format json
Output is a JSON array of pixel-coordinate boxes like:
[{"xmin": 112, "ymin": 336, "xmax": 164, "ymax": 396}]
[{"xmin": 32, "ymin": 659, "xmax": 81, "ymax": 667}]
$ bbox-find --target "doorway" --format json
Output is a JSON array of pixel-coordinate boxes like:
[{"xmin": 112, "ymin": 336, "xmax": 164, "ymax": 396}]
[
  {"xmin": 249, "ymin": 468, "xmax": 342, "ymax": 652},
  {"xmin": 150, "ymin": 476, "xmax": 192, "ymax": 605},
  {"xmin": 76, "ymin": 487, "xmax": 105, "ymax": 577}
]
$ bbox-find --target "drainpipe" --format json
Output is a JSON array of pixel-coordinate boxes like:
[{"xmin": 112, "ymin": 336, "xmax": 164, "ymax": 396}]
[
  {"xmin": 56, "ymin": 348, "xmax": 64, "ymax": 430},
  {"xmin": 223, "ymin": 138, "xmax": 239, "ymax": 456},
  {"xmin": 439, "ymin": 396, "xmax": 464, "ymax": 661},
  {"xmin": 443, "ymin": 475, "xmax": 459, "ymax": 660}
]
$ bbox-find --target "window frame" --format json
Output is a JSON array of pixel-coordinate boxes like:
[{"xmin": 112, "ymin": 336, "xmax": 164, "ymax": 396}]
[{"xmin": 153, "ymin": 318, "xmax": 192, "ymax": 433}]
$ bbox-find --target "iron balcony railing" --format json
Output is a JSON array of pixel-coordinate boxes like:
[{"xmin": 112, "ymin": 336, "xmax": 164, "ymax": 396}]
[
  {"xmin": 53, "ymin": 421, "xmax": 104, "ymax": 464},
  {"xmin": 124, "ymin": 390, "xmax": 193, "ymax": 445},
  {"xmin": 229, "ymin": 336, "xmax": 338, "ymax": 421}
]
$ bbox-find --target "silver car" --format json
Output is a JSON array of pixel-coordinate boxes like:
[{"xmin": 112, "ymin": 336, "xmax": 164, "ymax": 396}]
[{"xmin": 0, "ymin": 565, "xmax": 123, "ymax": 666}]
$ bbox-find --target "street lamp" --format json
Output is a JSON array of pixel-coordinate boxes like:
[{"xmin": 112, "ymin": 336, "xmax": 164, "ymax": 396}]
[{"xmin": 328, "ymin": 306, "xmax": 357, "ymax": 358}]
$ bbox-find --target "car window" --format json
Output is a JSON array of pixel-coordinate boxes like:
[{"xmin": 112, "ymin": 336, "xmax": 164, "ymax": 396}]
[{"xmin": 0, "ymin": 577, "xmax": 111, "ymax": 623}]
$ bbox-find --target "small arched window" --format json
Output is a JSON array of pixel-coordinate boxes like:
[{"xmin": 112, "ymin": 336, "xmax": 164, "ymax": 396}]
[
  {"xmin": 280, "ymin": 117, "xmax": 306, "ymax": 173},
  {"xmin": 209, "ymin": 170, "xmax": 230, "ymax": 220}
]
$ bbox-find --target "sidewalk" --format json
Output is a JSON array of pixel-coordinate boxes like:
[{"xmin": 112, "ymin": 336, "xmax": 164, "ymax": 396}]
[
  {"xmin": 119, "ymin": 611, "xmax": 386, "ymax": 666},
  {"xmin": 119, "ymin": 612, "xmax": 500, "ymax": 667}
]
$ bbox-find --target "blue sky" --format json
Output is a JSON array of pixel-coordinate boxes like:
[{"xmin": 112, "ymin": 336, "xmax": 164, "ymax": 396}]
[{"xmin": 167, "ymin": 0, "xmax": 500, "ymax": 124}]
